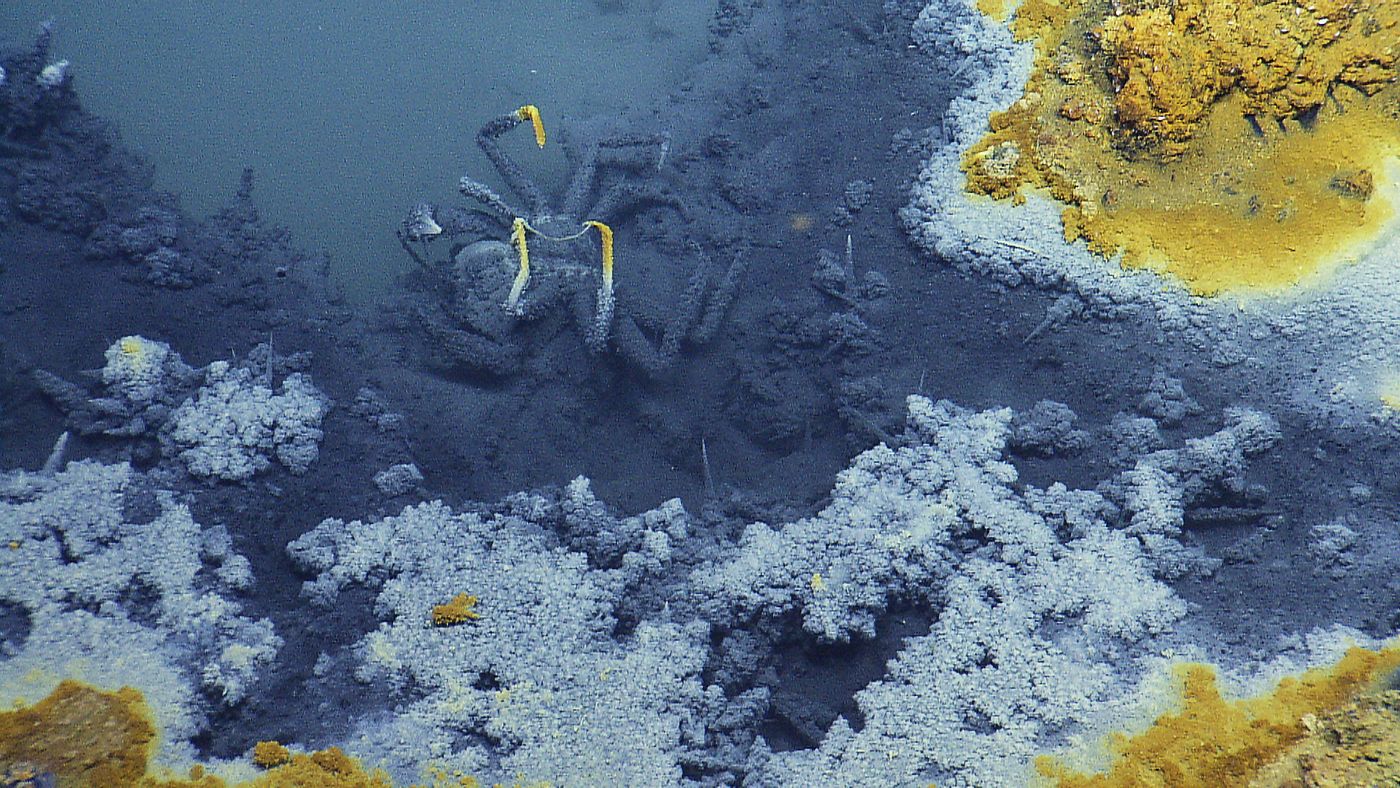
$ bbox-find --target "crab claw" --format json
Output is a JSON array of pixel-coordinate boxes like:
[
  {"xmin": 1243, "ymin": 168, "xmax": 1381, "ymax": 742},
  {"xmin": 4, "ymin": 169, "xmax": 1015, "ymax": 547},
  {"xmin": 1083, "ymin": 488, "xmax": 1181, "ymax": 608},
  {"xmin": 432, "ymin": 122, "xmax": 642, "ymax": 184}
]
[{"xmin": 403, "ymin": 203, "xmax": 443, "ymax": 242}]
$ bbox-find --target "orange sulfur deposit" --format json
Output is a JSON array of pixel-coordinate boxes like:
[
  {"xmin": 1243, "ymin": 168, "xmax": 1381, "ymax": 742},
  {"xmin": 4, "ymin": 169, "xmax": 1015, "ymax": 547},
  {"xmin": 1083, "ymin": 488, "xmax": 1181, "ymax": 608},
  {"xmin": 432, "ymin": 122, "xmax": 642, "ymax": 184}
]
[
  {"xmin": 430, "ymin": 593, "xmax": 483, "ymax": 627},
  {"xmin": 0, "ymin": 680, "xmax": 156, "ymax": 786},
  {"xmin": 0, "ymin": 680, "xmax": 396, "ymax": 787},
  {"xmin": 1036, "ymin": 644, "xmax": 1400, "ymax": 786},
  {"xmin": 1251, "ymin": 687, "xmax": 1400, "ymax": 786},
  {"xmin": 965, "ymin": 0, "xmax": 1400, "ymax": 295}
]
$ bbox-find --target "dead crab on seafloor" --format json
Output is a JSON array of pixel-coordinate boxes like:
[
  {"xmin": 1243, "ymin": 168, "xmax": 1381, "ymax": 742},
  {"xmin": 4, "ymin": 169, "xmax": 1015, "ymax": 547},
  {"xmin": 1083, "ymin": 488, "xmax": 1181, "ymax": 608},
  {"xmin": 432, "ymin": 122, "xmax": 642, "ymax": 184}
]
[{"xmin": 398, "ymin": 108, "xmax": 748, "ymax": 378}]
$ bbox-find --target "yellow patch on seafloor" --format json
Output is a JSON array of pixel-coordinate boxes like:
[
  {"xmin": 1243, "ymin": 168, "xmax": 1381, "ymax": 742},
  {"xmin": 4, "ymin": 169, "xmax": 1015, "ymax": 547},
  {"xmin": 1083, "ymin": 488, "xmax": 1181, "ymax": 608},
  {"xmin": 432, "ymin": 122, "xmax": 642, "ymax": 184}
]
[
  {"xmin": 976, "ymin": 0, "xmax": 1016, "ymax": 23},
  {"xmin": 1036, "ymin": 644, "xmax": 1400, "ymax": 787},
  {"xmin": 1378, "ymin": 373, "xmax": 1400, "ymax": 411},
  {"xmin": 965, "ymin": 0, "xmax": 1400, "ymax": 296}
]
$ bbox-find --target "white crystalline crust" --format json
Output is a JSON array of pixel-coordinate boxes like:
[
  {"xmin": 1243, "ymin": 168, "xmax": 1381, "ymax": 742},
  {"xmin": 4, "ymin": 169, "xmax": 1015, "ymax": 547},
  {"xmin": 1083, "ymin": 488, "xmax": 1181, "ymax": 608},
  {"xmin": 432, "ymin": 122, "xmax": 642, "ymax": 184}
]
[
  {"xmin": 0, "ymin": 460, "xmax": 280, "ymax": 766},
  {"xmin": 292, "ymin": 395, "xmax": 1280, "ymax": 787},
  {"xmin": 166, "ymin": 361, "xmax": 329, "ymax": 480},
  {"xmin": 706, "ymin": 396, "xmax": 1273, "ymax": 786},
  {"xmin": 288, "ymin": 483, "xmax": 700, "ymax": 786}
]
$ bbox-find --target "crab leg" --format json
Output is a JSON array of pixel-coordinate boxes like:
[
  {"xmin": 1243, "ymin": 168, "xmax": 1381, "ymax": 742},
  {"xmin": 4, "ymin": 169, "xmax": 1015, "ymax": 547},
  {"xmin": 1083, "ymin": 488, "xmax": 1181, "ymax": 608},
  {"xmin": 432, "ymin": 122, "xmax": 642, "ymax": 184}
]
[
  {"xmin": 476, "ymin": 111, "xmax": 549, "ymax": 217},
  {"xmin": 457, "ymin": 177, "xmax": 520, "ymax": 225}
]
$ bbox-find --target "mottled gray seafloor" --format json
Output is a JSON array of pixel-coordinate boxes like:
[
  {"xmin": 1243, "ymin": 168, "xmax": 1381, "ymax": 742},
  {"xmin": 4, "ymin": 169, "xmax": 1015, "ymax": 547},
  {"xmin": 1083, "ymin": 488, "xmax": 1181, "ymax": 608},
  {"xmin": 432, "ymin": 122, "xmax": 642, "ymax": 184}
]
[{"xmin": 2, "ymin": 2, "xmax": 1399, "ymax": 787}]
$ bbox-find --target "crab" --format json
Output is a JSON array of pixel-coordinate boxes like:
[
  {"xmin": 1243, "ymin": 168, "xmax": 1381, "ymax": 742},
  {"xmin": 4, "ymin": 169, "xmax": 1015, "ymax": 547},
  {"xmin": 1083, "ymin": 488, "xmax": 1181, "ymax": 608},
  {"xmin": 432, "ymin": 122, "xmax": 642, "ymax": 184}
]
[{"xmin": 398, "ymin": 107, "xmax": 747, "ymax": 378}]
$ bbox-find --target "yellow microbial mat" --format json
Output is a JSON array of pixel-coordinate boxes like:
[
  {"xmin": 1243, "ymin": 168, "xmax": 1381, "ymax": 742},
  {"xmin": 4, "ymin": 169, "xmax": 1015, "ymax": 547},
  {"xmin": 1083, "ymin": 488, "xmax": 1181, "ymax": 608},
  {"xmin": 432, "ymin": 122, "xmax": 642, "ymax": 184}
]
[{"xmin": 965, "ymin": 0, "xmax": 1400, "ymax": 296}]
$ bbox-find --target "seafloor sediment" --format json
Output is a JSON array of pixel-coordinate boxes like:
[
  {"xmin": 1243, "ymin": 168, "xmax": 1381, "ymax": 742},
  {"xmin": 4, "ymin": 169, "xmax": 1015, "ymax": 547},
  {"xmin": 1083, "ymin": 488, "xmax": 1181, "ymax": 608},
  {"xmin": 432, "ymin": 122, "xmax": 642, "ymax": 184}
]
[{"xmin": 2, "ymin": 2, "xmax": 1399, "ymax": 786}]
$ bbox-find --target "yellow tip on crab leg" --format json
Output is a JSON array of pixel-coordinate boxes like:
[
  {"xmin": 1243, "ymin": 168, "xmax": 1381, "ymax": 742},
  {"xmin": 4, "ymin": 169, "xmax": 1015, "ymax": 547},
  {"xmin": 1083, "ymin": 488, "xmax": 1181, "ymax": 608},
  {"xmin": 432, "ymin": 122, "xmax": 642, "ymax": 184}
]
[
  {"xmin": 516, "ymin": 105, "xmax": 546, "ymax": 148},
  {"xmin": 505, "ymin": 217, "xmax": 531, "ymax": 311},
  {"xmin": 584, "ymin": 220, "xmax": 614, "ymax": 294}
]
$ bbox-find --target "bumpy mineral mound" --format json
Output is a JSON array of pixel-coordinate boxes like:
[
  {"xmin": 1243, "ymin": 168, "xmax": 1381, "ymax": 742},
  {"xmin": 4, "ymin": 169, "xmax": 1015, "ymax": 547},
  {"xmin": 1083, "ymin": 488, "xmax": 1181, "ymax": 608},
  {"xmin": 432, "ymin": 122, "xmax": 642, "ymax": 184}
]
[
  {"xmin": 1253, "ymin": 688, "xmax": 1400, "ymax": 787},
  {"xmin": 963, "ymin": 0, "xmax": 1400, "ymax": 295},
  {"xmin": 1103, "ymin": 0, "xmax": 1397, "ymax": 160}
]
